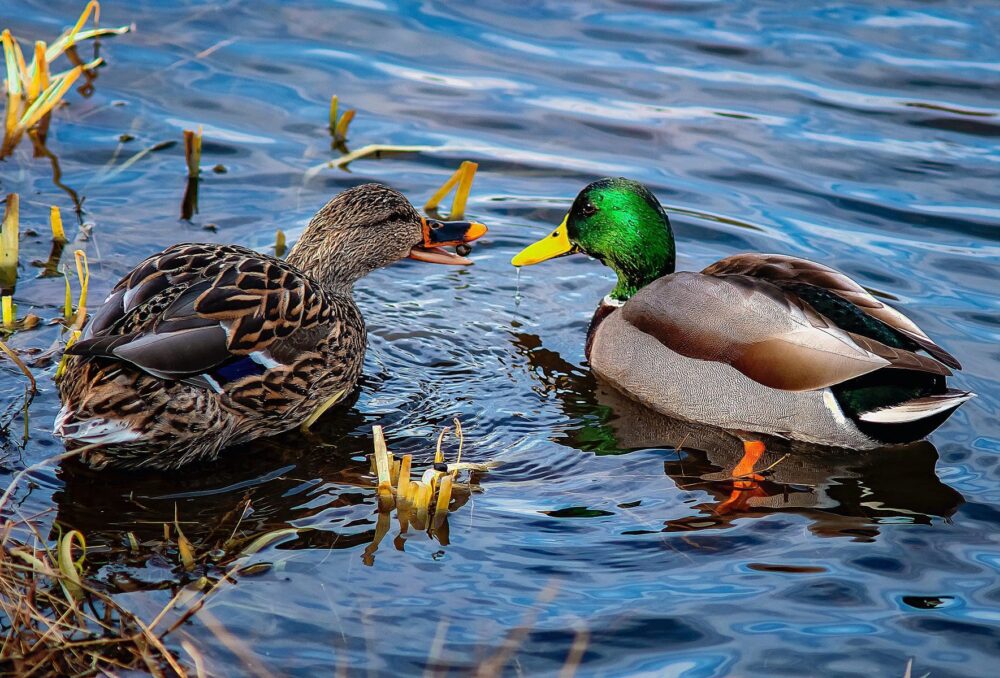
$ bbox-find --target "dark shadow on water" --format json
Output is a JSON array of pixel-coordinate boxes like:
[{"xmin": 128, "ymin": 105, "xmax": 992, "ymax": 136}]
[
  {"xmin": 511, "ymin": 330, "xmax": 964, "ymax": 543},
  {"xmin": 49, "ymin": 387, "xmax": 475, "ymax": 588}
]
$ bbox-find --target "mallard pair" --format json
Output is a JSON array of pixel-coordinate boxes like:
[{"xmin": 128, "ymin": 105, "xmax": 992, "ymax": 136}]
[
  {"xmin": 56, "ymin": 179, "xmax": 972, "ymax": 469},
  {"xmin": 56, "ymin": 184, "xmax": 485, "ymax": 469},
  {"xmin": 512, "ymin": 178, "xmax": 973, "ymax": 449}
]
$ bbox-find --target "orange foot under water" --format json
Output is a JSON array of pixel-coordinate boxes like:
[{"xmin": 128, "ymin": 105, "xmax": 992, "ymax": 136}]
[{"xmin": 716, "ymin": 440, "xmax": 768, "ymax": 514}]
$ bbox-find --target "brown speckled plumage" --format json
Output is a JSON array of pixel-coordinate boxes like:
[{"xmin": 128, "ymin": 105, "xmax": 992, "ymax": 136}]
[{"xmin": 55, "ymin": 184, "xmax": 481, "ymax": 470}]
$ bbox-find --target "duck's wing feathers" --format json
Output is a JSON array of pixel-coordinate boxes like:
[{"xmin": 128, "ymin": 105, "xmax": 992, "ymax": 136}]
[
  {"xmin": 68, "ymin": 243, "xmax": 333, "ymax": 381},
  {"xmin": 702, "ymin": 253, "xmax": 960, "ymax": 369},
  {"xmin": 621, "ymin": 272, "xmax": 948, "ymax": 392}
]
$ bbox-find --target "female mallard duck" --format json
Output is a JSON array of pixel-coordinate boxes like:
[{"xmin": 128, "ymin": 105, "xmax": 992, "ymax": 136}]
[
  {"xmin": 56, "ymin": 183, "xmax": 486, "ymax": 470},
  {"xmin": 512, "ymin": 177, "xmax": 973, "ymax": 449}
]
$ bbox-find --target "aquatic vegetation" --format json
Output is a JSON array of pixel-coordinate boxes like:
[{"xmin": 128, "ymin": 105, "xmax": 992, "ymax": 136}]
[
  {"xmin": 424, "ymin": 160, "xmax": 478, "ymax": 220},
  {"xmin": 181, "ymin": 128, "xmax": 203, "ymax": 219},
  {"xmin": 1, "ymin": 1, "xmax": 130, "ymax": 159},
  {"xmin": 0, "ymin": 517, "xmax": 185, "ymax": 674},
  {"xmin": 328, "ymin": 94, "xmax": 355, "ymax": 147},
  {"xmin": 0, "ymin": 195, "xmax": 16, "ymax": 328},
  {"xmin": 364, "ymin": 422, "xmax": 498, "ymax": 564}
]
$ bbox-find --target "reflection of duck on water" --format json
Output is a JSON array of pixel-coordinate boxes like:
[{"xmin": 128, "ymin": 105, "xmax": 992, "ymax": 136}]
[{"xmin": 510, "ymin": 331, "xmax": 964, "ymax": 542}]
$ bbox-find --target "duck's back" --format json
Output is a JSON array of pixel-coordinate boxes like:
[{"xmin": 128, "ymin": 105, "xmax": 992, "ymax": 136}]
[{"xmin": 55, "ymin": 243, "xmax": 365, "ymax": 469}]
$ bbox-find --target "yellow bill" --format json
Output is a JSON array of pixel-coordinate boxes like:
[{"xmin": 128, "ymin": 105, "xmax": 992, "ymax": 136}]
[{"xmin": 511, "ymin": 214, "xmax": 576, "ymax": 266}]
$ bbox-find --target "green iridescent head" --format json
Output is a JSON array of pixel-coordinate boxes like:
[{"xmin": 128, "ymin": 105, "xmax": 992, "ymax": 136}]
[{"xmin": 512, "ymin": 178, "xmax": 675, "ymax": 300}]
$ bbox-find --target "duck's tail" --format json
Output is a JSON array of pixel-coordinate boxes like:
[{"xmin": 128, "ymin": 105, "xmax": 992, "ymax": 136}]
[
  {"xmin": 53, "ymin": 404, "xmax": 144, "ymax": 446},
  {"xmin": 858, "ymin": 389, "xmax": 975, "ymax": 424}
]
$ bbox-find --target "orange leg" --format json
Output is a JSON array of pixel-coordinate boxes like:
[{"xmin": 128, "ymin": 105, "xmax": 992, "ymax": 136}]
[{"xmin": 716, "ymin": 440, "xmax": 768, "ymax": 514}]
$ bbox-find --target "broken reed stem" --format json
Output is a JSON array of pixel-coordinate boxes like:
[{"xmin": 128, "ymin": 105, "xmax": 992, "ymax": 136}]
[
  {"xmin": 423, "ymin": 161, "xmax": 478, "ymax": 219},
  {"xmin": 1, "ymin": 295, "xmax": 13, "ymax": 330},
  {"xmin": 49, "ymin": 204, "xmax": 65, "ymax": 243},
  {"xmin": 183, "ymin": 128, "xmax": 202, "ymax": 178}
]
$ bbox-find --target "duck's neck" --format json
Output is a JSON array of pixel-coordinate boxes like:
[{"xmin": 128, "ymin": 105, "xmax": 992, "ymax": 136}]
[
  {"xmin": 286, "ymin": 232, "xmax": 362, "ymax": 296},
  {"xmin": 606, "ymin": 241, "xmax": 675, "ymax": 302}
]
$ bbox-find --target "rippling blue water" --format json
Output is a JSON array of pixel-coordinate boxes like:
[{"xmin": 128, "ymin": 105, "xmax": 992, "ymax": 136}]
[{"xmin": 2, "ymin": 1, "xmax": 999, "ymax": 675}]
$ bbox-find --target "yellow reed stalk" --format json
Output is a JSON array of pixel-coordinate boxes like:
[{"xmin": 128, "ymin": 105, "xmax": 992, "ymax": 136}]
[
  {"xmin": 183, "ymin": 127, "xmax": 202, "ymax": 178},
  {"xmin": 55, "ymin": 329, "xmax": 81, "ymax": 380},
  {"xmin": 300, "ymin": 388, "xmax": 345, "ymax": 431},
  {"xmin": 50, "ymin": 204, "xmax": 65, "ymax": 243},
  {"xmin": 454, "ymin": 417, "xmax": 464, "ymax": 464},
  {"xmin": 27, "ymin": 41, "xmax": 48, "ymax": 100},
  {"xmin": 3, "ymin": 31, "xmax": 24, "ymax": 98},
  {"xmin": 274, "ymin": 229, "xmax": 286, "ymax": 257},
  {"xmin": 63, "ymin": 274, "xmax": 72, "ymax": 321},
  {"xmin": 1, "ymin": 295, "xmax": 13, "ymax": 329},
  {"xmin": 15, "ymin": 65, "xmax": 82, "ymax": 132},
  {"xmin": 327, "ymin": 143, "xmax": 432, "ymax": 170},
  {"xmin": 372, "ymin": 425, "xmax": 395, "ymax": 511},
  {"xmin": 413, "ymin": 482, "xmax": 433, "ymax": 529},
  {"xmin": 328, "ymin": 94, "xmax": 355, "ymax": 141},
  {"xmin": 44, "ymin": 25, "xmax": 129, "ymax": 66},
  {"xmin": 1, "ymin": 194, "xmax": 18, "ymax": 294},
  {"xmin": 423, "ymin": 161, "xmax": 478, "ymax": 219},
  {"xmin": 424, "ymin": 167, "xmax": 461, "ymax": 213},
  {"xmin": 396, "ymin": 454, "xmax": 412, "ymax": 508},
  {"xmin": 2, "ymin": 31, "xmax": 21, "ymax": 147},
  {"xmin": 72, "ymin": 249, "xmax": 88, "ymax": 330},
  {"xmin": 432, "ymin": 475, "xmax": 453, "ymax": 530},
  {"xmin": 451, "ymin": 161, "xmax": 477, "ymax": 219},
  {"xmin": 334, "ymin": 109, "xmax": 354, "ymax": 141},
  {"xmin": 434, "ymin": 426, "xmax": 448, "ymax": 465},
  {"xmin": 56, "ymin": 0, "xmax": 101, "ymax": 60}
]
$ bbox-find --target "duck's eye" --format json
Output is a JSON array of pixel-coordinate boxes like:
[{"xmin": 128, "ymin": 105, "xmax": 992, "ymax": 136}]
[{"xmin": 581, "ymin": 202, "xmax": 597, "ymax": 217}]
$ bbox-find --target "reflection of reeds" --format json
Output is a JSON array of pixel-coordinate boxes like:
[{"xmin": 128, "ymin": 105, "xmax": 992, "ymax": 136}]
[{"xmin": 1, "ymin": 2, "xmax": 130, "ymax": 158}]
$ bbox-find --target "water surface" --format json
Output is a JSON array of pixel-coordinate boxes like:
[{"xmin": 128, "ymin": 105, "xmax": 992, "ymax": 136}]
[{"xmin": 2, "ymin": 1, "xmax": 1000, "ymax": 675}]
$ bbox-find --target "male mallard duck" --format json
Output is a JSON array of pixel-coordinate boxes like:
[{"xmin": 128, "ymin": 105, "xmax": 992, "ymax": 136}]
[
  {"xmin": 512, "ymin": 177, "xmax": 973, "ymax": 449},
  {"xmin": 55, "ymin": 184, "xmax": 486, "ymax": 469}
]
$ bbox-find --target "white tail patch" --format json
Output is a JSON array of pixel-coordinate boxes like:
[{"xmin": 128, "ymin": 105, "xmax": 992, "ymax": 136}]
[
  {"xmin": 53, "ymin": 405, "xmax": 143, "ymax": 445},
  {"xmin": 859, "ymin": 391, "xmax": 975, "ymax": 424}
]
